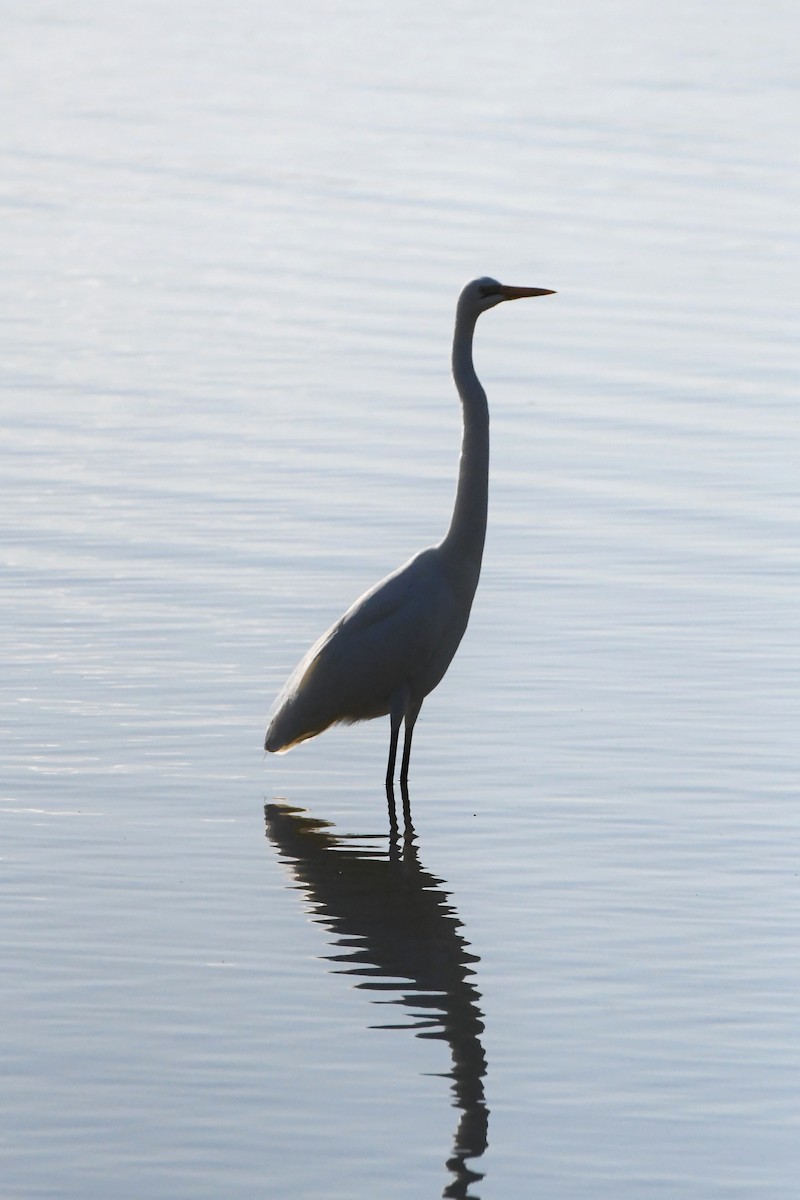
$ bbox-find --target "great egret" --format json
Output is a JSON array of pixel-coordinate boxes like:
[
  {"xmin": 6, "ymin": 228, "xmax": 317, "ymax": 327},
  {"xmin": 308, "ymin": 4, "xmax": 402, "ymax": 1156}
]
[{"xmin": 265, "ymin": 277, "xmax": 554, "ymax": 805}]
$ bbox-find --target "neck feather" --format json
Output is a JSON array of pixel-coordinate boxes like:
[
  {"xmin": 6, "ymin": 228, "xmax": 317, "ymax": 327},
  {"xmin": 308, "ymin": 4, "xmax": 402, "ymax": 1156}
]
[{"xmin": 442, "ymin": 310, "xmax": 489, "ymax": 566}]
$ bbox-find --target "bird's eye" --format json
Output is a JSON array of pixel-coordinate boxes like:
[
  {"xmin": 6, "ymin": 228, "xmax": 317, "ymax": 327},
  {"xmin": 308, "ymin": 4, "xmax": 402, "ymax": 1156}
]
[{"xmin": 478, "ymin": 283, "xmax": 501, "ymax": 298}]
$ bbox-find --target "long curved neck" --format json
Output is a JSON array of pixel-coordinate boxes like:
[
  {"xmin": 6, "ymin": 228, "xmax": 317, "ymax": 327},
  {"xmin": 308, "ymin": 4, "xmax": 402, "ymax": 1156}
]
[{"xmin": 442, "ymin": 307, "xmax": 489, "ymax": 568}]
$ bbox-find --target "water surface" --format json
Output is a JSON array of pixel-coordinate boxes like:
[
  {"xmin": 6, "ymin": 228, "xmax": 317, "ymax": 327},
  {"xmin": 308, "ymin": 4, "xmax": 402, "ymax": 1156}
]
[{"xmin": 2, "ymin": 2, "xmax": 799, "ymax": 1197}]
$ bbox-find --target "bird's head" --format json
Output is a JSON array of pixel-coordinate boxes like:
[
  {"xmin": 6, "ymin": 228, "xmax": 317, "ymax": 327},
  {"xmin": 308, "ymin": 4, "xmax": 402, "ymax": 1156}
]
[{"xmin": 459, "ymin": 276, "xmax": 556, "ymax": 318}]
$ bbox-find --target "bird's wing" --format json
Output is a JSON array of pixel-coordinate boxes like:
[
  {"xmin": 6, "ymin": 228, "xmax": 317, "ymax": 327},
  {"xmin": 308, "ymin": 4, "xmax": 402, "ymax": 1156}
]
[
  {"xmin": 266, "ymin": 547, "xmax": 456, "ymax": 748},
  {"xmin": 339, "ymin": 546, "xmax": 450, "ymax": 637},
  {"xmin": 315, "ymin": 546, "xmax": 455, "ymax": 686}
]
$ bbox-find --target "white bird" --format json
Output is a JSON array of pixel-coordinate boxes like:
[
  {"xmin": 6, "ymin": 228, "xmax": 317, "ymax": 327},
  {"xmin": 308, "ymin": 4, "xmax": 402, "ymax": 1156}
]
[{"xmin": 265, "ymin": 277, "xmax": 554, "ymax": 807}]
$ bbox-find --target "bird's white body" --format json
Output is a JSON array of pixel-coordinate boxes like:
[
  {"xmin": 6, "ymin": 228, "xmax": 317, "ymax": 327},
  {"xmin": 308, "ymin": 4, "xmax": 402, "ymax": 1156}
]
[
  {"xmin": 265, "ymin": 277, "xmax": 554, "ymax": 800},
  {"xmin": 265, "ymin": 542, "xmax": 479, "ymax": 753}
]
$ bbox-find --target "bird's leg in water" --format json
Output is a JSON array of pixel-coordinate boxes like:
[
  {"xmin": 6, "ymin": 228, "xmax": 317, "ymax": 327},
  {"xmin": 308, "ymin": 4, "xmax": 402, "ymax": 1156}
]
[
  {"xmin": 399, "ymin": 702, "xmax": 421, "ymax": 829},
  {"xmin": 385, "ymin": 694, "xmax": 404, "ymax": 830},
  {"xmin": 386, "ymin": 786, "xmax": 399, "ymax": 835},
  {"xmin": 399, "ymin": 721, "xmax": 415, "ymax": 787},
  {"xmin": 400, "ymin": 775, "xmax": 412, "ymax": 830}
]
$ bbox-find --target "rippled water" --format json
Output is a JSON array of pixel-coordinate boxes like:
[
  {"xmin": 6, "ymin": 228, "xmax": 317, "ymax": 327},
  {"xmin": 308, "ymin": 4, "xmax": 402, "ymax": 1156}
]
[{"xmin": 2, "ymin": 2, "xmax": 799, "ymax": 1197}]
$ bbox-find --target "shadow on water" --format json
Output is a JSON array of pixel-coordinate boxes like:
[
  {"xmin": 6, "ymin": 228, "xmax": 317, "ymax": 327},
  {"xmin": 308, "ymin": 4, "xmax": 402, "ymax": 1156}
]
[{"xmin": 265, "ymin": 802, "xmax": 489, "ymax": 1200}]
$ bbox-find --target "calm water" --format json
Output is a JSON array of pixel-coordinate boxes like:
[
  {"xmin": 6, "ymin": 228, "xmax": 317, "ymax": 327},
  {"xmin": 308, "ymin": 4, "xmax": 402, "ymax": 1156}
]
[{"xmin": 2, "ymin": 2, "xmax": 799, "ymax": 1197}]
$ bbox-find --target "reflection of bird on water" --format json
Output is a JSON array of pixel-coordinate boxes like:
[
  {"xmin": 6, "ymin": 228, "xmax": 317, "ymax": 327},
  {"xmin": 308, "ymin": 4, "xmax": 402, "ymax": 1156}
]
[
  {"xmin": 265, "ymin": 279, "xmax": 554, "ymax": 816},
  {"xmin": 265, "ymin": 803, "xmax": 489, "ymax": 1200}
]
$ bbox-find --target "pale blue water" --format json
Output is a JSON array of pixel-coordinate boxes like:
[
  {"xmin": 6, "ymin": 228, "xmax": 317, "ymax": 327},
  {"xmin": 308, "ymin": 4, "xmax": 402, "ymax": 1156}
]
[{"xmin": 2, "ymin": 2, "xmax": 799, "ymax": 1197}]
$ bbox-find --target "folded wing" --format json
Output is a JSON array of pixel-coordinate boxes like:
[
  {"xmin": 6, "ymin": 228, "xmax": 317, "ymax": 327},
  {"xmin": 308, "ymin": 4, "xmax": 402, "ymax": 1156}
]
[{"xmin": 265, "ymin": 548, "xmax": 455, "ymax": 752}]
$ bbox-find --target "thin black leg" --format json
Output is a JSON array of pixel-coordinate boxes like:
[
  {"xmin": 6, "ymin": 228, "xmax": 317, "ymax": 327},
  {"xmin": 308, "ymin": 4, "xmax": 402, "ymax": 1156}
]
[
  {"xmin": 399, "ymin": 713, "xmax": 418, "ymax": 830},
  {"xmin": 385, "ymin": 700, "xmax": 403, "ymax": 832}
]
